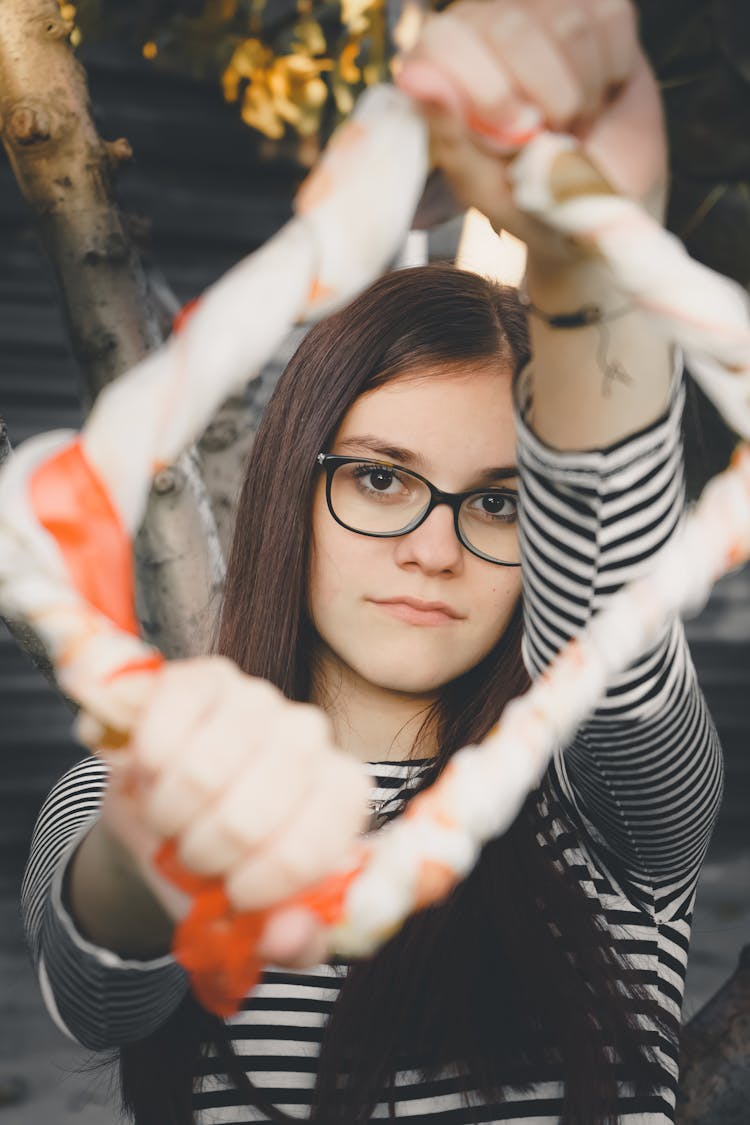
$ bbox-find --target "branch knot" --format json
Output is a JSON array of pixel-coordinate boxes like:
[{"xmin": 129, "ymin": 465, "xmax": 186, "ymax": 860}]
[
  {"xmin": 105, "ymin": 137, "xmax": 134, "ymax": 168},
  {"xmin": 6, "ymin": 105, "xmax": 51, "ymax": 146}
]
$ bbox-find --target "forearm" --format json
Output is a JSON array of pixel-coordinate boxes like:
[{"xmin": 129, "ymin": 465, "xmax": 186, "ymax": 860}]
[
  {"xmin": 523, "ymin": 253, "xmax": 673, "ymax": 451},
  {"xmin": 518, "ymin": 367, "xmax": 723, "ymax": 886},
  {"xmin": 67, "ymin": 817, "xmax": 174, "ymax": 960},
  {"xmin": 22, "ymin": 758, "xmax": 187, "ymax": 1049}
]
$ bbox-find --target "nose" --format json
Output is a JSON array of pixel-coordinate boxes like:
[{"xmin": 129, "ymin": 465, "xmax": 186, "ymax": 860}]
[{"xmin": 392, "ymin": 501, "xmax": 464, "ymax": 575}]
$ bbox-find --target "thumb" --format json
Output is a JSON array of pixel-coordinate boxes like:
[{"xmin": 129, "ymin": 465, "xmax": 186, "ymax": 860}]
[{"xmin": 395, "ymin": 57, "xmax": 466, "ymax": 121}]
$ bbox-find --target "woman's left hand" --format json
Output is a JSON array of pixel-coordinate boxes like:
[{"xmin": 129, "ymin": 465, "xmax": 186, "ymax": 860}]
[{"xmin": 395, "ymin": 0, "xmax": 667, "ymax": 262}]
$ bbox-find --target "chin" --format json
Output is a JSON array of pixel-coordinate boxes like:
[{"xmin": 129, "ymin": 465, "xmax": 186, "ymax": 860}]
[{"xmin": 356, "ymin": 652, "xmax": 477, "ymax": 696}]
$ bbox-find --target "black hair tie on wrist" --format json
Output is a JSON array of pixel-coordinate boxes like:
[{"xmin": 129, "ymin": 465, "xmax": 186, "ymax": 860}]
[
  {"xmin": 517, "ymin": 283, "xmax": 632, "ymax": 330},
  {"xmin": 517, "ymin": 284, "xmax": 635, "ymax": 396}
]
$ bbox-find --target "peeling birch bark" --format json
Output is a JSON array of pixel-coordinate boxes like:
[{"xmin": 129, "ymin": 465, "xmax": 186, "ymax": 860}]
[
  {"xmin": 198, "ymin": 397, "xmax": 256, "ymax": 560},
  {"xmin": 0, "ymin": 0, "xmax": 224, "ymax": 659}
]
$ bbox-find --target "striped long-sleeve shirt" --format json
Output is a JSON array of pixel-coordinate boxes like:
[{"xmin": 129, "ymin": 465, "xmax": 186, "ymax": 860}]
[{"xmin": 21, "ymin": 369, "xmax": 723, "ymax": 1122}]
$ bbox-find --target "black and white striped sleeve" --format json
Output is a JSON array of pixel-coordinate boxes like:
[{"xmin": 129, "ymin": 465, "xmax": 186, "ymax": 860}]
[
  {"xmin": 21, "ymin": 755, "xmax": 188, "ymax": 1050},
  {"xmin": 516, "ymin": 366, "xmax": 724, "ymax": 904}
]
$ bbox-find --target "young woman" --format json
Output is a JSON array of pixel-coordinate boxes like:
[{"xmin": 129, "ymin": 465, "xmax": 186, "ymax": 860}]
[{"xmin": 21, "ymin": 2, "xmax": 722, "ymax": 1123}]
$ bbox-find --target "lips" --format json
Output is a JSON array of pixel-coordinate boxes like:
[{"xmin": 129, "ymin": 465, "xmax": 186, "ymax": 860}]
[{"xmin": 370, "ymin": 597, "xmax": 463, "ymax": 626}]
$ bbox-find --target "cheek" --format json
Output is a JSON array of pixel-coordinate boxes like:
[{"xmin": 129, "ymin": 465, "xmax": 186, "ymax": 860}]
[
  {"xmin": 307, "ymin": 497, "xmax": 368, "ymax": 626},
  {"xmin": 472, "ymin": 571, "xmax": 523, "ymax": 650}
]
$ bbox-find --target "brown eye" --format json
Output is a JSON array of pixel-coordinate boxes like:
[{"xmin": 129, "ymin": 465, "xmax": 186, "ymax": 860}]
[
  {"xmin": 368, "ymin": 469, "xmax": 395, "ymax": 491},
  {"xmin": 351, "ymin": 464, "xmax": 408, "ymax": 499},
  {"xmin": 466, "ymin": 492, "xmax": 518, "ymax": 521}
]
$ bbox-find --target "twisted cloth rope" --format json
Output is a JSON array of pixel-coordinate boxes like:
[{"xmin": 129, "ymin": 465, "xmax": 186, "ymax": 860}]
[{"xmin": 1, "ymin": 81, "xmax": 749, "ymax": 1016}]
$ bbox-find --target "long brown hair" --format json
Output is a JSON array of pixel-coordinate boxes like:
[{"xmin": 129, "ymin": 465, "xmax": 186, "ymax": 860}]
[{"xmin": 120, "ymin": 265, "xmax": 669, "ymax": 1124}]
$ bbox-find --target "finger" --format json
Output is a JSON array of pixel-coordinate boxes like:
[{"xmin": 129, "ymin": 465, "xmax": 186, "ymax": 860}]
[
  {"xmin": 136, "ymin": 668, "xmax": 286, "ymax": 835},
  {"xmin": 146, "ymin": 705, "xmax": 321, "ymax": 842},
  {"xmin": 589, "ymin": 0, "xmax": 639, "ymax": 87},
  {"xmin": 257, "ymin": 907, "xmax": 329, "ymax": 968},
  {"xmin": 226, "ymin": 758, "xmax": 369, "ymax": 911},
  {"xmin": 535, "ymin": 0, "xmax": 606, "ymax": 117},
  {"xmin": 399, "ymin": 13, "xmax": 542, "ymax": 150},
  {"xmin": 427, "ymin": 121, "xmax": 516, "ymax": 227},
  {"xmin": 175, "ymin": 684, "xmax": 323, "ymax": 802},
  {"xmin": 482, "ymin": 4, "xmax": 583, "ymax": 129},
  {"xmin": 578, "ymin": 53, "xmax": 667, "ymax": 200},
  {"xmin": 139, "ymin": 717, "xmax": 251, "ymax": 841},
  {"xmin": 130, "ymin": 657, "xmax": 243, "ymax": 774},
  {"xmin": 176, "ymin": 710, "xmax": 333, "ymax": 874},
  {"xmin": 413, "ymin": 11, "xmax": 516, "ymax": 115}
]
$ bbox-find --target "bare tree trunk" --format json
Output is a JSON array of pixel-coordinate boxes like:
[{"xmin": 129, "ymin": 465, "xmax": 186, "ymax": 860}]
[
  {"xmin": 0, "ymin": 0, "xmax": 223, "ymax": 658},
  {"xmin": 676, "ymin": 945, "xmax": 750, "ymax": 1124},
  {"xmin": 0, "ymin": 417, "xmax": 64, "ymax": 694}
]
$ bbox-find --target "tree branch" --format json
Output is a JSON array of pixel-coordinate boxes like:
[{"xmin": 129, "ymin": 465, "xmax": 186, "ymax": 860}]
[
  {"xmin": 0, "ymin": 0, "xmax": 224, "ymax": 659},
  {"xmin": 677, "ymin": 945, "xmax": 750, "ymax": 1123}
]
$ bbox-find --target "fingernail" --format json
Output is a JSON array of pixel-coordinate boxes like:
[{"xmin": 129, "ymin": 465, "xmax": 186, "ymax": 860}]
[
  {"xmin": 499, "ymin": 102, "xmax": 544, "ymax": 143},
  {"xmin": 395, "ymin": 59, "xmax": 464, "ymax": 117},
  {"xmin": 466, "ymin": 101, "xmax": 543, "ymax": 152}
]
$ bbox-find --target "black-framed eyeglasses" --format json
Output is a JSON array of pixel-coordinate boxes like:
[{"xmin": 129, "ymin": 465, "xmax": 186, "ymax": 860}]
[{"xmin": 316, "ymin": 454, "xmax": 520, "ymax": 566}]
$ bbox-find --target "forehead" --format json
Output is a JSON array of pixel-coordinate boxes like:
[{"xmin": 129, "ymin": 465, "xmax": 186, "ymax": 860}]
[{"xmin": 333, "ymin": 367, "xmax": 516, "ymax": 480}]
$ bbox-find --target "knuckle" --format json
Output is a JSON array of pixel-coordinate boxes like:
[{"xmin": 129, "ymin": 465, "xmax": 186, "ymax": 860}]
[
  {"xmin": 244, "ymin": 673, "xmax": 282, "ymax": 700},
  {"xmin": 143, "ymin": 773, "xmax": 198, "ymax": 837},
  {"xmin": 290, "ymin": 704, "xmax": 334, "ymax": 744},
  {"xmin": 271, "ymin": 841, "xmax": 324, "ymax": 888},
  {"xmin": 220, "ymin": 789, "xmax": 270, "ymax": 849},
  {"xmin": 181, "ymin": 742, "xmax": 224, "ymax": 796}
]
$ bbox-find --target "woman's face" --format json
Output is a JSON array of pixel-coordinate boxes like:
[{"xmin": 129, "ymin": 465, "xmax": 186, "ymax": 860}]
[{"xmin": 308, "ymin": 364, "xmax": 522, "ymax": 699}]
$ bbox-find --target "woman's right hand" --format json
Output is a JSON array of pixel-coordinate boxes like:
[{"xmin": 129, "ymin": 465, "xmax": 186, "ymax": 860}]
[{"xmin": 78, "ymin": 656, "xmax": 371, "ymax": 964}]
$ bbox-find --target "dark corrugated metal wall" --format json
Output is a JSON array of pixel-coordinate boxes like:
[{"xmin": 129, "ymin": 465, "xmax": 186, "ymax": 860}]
[{"xmin": 1, "ymin": 44, "xmax": 748, "ymax": 896}]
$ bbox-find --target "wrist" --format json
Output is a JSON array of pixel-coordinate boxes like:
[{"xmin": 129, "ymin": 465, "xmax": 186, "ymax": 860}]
[{"xmin": 523, "ymin": 255, "xmax": 619, "ymax": 315}]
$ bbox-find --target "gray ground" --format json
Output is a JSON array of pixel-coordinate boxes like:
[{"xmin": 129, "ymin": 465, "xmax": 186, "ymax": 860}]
[{"xmin": 1, "ymin": 851, "xmax": 749, "ymax": 1124}]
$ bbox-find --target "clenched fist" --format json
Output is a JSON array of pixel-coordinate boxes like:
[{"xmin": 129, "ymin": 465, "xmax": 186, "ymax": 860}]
[
  {"xmin": 396, "ymin": 0, "xmax": 667, "ymax": 258},
  {"xmin": 81, "ymin": 657, "xmax": 370, "ymax": 964}
]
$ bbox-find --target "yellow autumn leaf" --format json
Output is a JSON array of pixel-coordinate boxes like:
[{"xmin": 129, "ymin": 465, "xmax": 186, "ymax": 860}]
[
  {"xmin": 283, "ymin": 55, "xmax": 324, "ymax": 81},
  {"xmin": 230, "ymin": 38, "xmax": 271, "ymax": 79},
  {"xmin": 339, "ymin": 41, "xmax": 361, "ymax": 84},
  {"xmin": 241, "ymin": 86, "xmax": 284, "ymax": 138},
  {"xmin": 341, "ymin": 0, "xmax": 378, "ymax": 30},
  {"xmin": 363, "ymin": 61, "xmax": 382, "ymax": 85},
  {"xmin": 276, "ymin": 98, "xmax": 304, "ymax": 127},
  {"xmin": 333, "ymin": 81, "xmax": 355, "ymax": 114},
  {"xmin": 297, "ymin": 106, "xmax": 324, "ymax": 136},
  {"xmin": 222, "ymin": 65, "xmax": 240, "ymax": 101},
  {"xmin": 268, "ymin": 66, "xmax": 291, "ymax": 100},
  {"xmin": 292, "ymin": 19, "xmax": 327, "ymax": 57},
  {"xmin": 304, "ymin": 76, "xmax": 329, "ymax": 109}
]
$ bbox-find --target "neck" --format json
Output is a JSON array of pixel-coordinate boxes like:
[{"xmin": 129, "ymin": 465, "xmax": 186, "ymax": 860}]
[{"xmin": 311, "ymin": 646, "xmax": 439, "ymax": 763}]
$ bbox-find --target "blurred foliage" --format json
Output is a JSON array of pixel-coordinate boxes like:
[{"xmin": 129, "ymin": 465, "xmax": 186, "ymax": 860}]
[{"xmin": 71, "ymin": 0, "xmax": 391, "ymax": 150}]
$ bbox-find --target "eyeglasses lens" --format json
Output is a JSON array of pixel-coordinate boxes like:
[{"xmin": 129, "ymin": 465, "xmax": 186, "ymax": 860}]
[{"xmin": 329, "ymin": 462, "xmax": 519, "ymax": 564}]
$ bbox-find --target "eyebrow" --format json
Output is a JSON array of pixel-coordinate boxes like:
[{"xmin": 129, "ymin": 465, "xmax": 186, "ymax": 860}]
[{"xmin": 336, "ymin": 435, "xmax": 519, "ymax": 487}]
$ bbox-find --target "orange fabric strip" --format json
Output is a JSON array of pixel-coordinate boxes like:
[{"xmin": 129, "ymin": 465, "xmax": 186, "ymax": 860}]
[
  {"xmin": 104, "ymin": 655, "xmax": 165, "ymax": 681},
  {"xmin": 29, "ymin": 438, "xmax": 139, "ymax": 636},
  {"xmin": 156, "ymin": 839, "xmax": 363, "ymax": 1015},
  {"xmin": 172, "ymin": 296, "xmax": 201, "ymax": 335}
]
